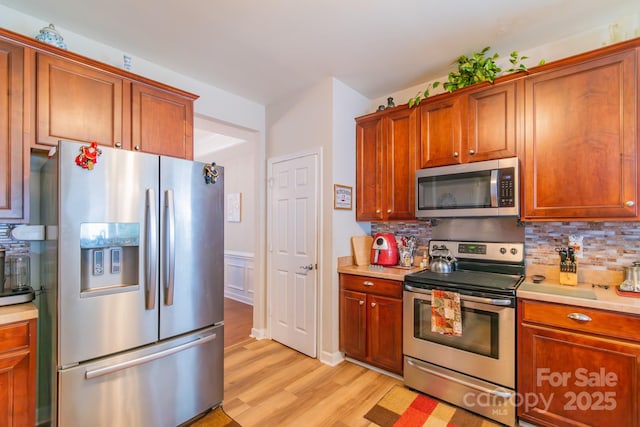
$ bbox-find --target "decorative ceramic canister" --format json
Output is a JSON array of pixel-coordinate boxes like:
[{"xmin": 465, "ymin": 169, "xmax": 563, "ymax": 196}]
[{"xmin": 35, "ymin": 23, "xmax": 67, "ymax": 50}]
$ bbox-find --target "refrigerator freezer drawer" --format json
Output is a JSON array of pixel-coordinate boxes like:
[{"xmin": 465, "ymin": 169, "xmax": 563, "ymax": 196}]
[{"xmin": 57, "ymin": 325, "xmax": 223, "ymax": 427}]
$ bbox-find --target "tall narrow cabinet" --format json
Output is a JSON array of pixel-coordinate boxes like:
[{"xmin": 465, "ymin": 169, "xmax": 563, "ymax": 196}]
[
  {"xmin": 355, "ymin": 105, "xmax": 418, "ymax": 221},
  {"xmin": 0, "ymin": 39, "xmax": 28, "ymax": 222}
]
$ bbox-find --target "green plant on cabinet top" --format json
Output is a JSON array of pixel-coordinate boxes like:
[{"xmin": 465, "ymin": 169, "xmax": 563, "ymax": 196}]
[{"xmin": 408, "ymin": 47, "xmax": 544, "ymax": 107}]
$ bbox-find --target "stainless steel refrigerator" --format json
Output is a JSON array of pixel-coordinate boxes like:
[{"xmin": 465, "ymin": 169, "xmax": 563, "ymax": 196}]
[{"xmin": 39, "ymin": 140, "xmax": 224, "ymax": 426}]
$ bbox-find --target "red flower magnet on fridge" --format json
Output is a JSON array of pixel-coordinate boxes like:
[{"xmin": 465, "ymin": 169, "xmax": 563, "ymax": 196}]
[{"xmin": 75, "ymin": 142, "xmax": 102, "ymax": 170}]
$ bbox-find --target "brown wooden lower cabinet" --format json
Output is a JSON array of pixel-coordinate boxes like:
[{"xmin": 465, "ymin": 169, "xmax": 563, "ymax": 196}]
[
  {"xmin": 339, "ymin": 273, "xmax": 403, "ymax": 375},
  {"xmin": 518, "ymin": 299, "xmax": 640, "ymax": 426},
  {"xmin": 0, "ymin": 318, "xmax": 37, "ymax": 427}
]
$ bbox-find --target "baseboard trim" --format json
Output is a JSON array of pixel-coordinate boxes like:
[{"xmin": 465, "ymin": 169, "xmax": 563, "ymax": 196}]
[
  {"xmin": 344, "ymin": 357, "xmax": 403, "ymax": 381},
  {"xmin": 251, "ymin": 327, "xmax": 267, "ymax": 340},
  {"xmin": 319, "ymin": 349, "xmax": 344, "ymax": 366}
]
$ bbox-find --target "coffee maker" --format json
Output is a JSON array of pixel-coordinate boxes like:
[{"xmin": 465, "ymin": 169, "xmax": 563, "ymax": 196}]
[{"xmin": 0, "ymin": 250, "xmax": 35, "ymax": 306}]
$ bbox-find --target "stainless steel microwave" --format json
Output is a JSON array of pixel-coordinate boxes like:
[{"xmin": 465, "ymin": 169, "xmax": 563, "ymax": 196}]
[{"xmin": 415, "ymin": 157, "xmax": 519, "ymax": 218}]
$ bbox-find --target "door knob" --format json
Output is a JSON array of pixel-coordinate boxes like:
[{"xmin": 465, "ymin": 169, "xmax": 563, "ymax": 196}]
[{"xmin": 299, "ymin": 264, "xmax": 314, "ymax": 271}]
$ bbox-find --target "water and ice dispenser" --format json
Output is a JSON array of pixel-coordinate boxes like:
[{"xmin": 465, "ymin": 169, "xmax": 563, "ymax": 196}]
[{"xmin": 80, "ymin": 223, "xmax": 140, "ymax": 296}]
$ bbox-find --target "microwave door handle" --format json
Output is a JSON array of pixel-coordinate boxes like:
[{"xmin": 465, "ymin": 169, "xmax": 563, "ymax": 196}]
[{"xmin": 490, "ymin": 169, "xmax": 498, "ymax": 207}]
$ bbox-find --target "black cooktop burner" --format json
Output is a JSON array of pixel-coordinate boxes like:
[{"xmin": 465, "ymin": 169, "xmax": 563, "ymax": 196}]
[{"xmin": 405, "ymin": 239, "xmax": 526, "ymax": 297}]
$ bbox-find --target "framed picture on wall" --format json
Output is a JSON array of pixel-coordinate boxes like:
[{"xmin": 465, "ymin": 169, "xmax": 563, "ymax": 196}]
[
  {"xmin": 227, "ymin": 192, "xmax": 242, "ymax": 222},
  {"xmin": 334, "ymin": 184, "xmax": 352, "ymax": 210}
]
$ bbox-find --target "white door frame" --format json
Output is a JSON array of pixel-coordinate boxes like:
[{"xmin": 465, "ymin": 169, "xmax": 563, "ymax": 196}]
[{"xmin": 266, "ymin": 148, "xmax": 322, "ymax": 356}]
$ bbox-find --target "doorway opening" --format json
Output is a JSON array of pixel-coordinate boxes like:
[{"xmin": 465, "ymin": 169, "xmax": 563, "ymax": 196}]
[{"xmin": 193, "ymin": 115, "xmax": 259, "ymax": 347}]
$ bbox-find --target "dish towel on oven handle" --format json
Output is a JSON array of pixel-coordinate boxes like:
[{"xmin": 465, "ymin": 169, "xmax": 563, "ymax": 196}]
[{"xmin": 431, "ymin": 289, "xmax": 462, "ymax": 336}]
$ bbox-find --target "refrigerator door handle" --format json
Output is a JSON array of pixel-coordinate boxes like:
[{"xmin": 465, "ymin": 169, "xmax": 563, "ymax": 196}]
[
  {"xmin": 84, "ymin": 332, "xmax": 218, "ymax": 379},
  {"xmin": 145, "ymin": 188, "xmax": 157, "ymax": 310},
  {"xmin": 164, "ymin": 189, "xmax": 176, "ymax": 306}
]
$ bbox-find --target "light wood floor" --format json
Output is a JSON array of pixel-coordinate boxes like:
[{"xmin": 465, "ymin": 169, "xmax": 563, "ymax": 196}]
[
  {"xmin": 223, "ymin": 339, "xmax": 402, "ymax": 426},
  {"xmin": 221, "ymin": 298, "xmax": 402, "ymax": 426}
]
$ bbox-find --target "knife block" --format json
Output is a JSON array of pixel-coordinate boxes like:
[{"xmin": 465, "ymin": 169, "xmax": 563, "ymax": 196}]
[{"xmin": 559, "ymin": 262, "xmax": 578, "ymax": 286}]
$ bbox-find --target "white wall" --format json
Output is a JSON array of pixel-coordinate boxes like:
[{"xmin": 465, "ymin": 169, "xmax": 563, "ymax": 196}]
[
  {"xmin": 328, "ymin": 79, "xmax": 371, "ymax": 356},
  {"xmin": 266, "ymin": 77, "xmax": 371, "ymax": 362}
]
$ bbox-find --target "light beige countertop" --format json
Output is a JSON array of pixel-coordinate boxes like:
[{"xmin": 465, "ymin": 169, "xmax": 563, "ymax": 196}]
[
  {"xmin": 517, "ymin": 278, "xmax": 640, "ymax": 315},
  {"xmin": 0, "ymin": 302, "xmax": 38, "ymax": 325},
  {"xmin": 337, "ymin": 256, "xmax": 427, "ymax": 281}
]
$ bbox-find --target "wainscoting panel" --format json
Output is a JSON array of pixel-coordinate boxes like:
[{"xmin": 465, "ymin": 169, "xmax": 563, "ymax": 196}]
[{"xmin": 224, "ymin": 251, "xmax": 254, "ymax": 305}]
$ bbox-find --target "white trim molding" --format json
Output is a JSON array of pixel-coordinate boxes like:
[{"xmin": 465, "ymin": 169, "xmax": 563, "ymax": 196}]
[{"xmin": 224, "ymin": 250, "xmax": 255, "ymax": 305}]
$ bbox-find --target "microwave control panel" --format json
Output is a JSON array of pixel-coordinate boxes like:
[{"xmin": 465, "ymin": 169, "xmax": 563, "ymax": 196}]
[{"xmin": 498, "ymin": 167, "xmax": 515, "ymax": 207}]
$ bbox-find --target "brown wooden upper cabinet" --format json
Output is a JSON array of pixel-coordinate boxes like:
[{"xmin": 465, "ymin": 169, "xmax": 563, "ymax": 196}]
[
  {"xmin": 36, "ymin": 53, "xmax": 130, "ymax": 150},
  {"xmin": 132, "ymin": 83, "xmax": 194, "ymax": 160},
  {"xmin": 522, "ymin": 48, "xmax": 638, "ymax": 220},
  {"xmin": 466, "ymin": 81, "xmax": 518, "ymax": 163},
  {"xmin": 356, "ymin": 105, "xmax": 418, "ymax": 221},
  {"xmin": 31, "ymin": 39, "xmax": 197, "ymax": 158},
  {"xmin": 0, "ymin": 39, "xmax": 28, "ymax": 222},
  {"xmin": 419, "ymin": 95, "xmax": 464, "ymax": 168},
  {"xmin": 419, "ymin": 80, "xmax": 518, "ymax": 168}
]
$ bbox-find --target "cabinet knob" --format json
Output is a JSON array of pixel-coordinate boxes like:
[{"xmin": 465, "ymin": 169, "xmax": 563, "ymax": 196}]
[
  {"xmin": 371, "ymin": 302, "xmax": 376, "ymax": 308},
  {"xmin": 453, "ymin": 152, "xmax": 459, "ymax": 157},
  {"xmin": 469, "ymin": 149, "xmax": 476, "ymax": 155},
  {"xmin": 134, "ymin": 145, "xmax": 141, "ymax": 151},
  {"xmin": 115, "ymin": 142, "xmax": 122, "ymax": 148},
  {"xmin": 363, "ymin": 281, "xmax": 374, "ymax": 286},
  {"xmin": 375, "ymin": 209, "xmax": 381, "ymax": 214},
  {"xmin": 359, "ymin": 300, "xmax": 364, "ymax": 305},
  {"xmin": 626, "ymin": 201, "xmax": 635, "ymax": 207},
  {"xmin": 387, "ymin": 209, "xmax": 392, "ymax": 214}
]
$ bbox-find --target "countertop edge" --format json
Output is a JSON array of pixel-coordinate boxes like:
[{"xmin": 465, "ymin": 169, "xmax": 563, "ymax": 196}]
[
  {"xmin": 338, "ymin": 264, "xmax": 426, "ymax": 281},
  {"xmin": 517, "ymin": 281, "xmax": 640, "ymax": 315},
  {"xmin": 0, "ymin": 302, "xmax": 39, "ymax": 325}
]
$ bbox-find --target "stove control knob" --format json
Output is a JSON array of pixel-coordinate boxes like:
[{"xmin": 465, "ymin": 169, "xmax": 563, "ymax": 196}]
[
  {"xmin": 500, "ymin": 247, "xmax": 507, "ymax": 254},
  {"xmin": 510, "ymin": 248, "xmax": 518, "ymax": 255}
]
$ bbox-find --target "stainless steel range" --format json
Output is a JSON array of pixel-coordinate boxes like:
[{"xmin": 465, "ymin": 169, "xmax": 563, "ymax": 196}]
[{"xmin": 403, "ymin": 239, "xmax": 525, "ymax": 426}]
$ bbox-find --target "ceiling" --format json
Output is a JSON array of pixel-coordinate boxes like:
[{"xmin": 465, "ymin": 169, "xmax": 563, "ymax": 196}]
[{"xmin": 1, "ymin": 0, "xmax": 638, "ymax": 106}]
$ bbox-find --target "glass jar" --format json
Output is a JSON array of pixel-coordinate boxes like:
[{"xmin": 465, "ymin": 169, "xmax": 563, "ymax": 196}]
[{"xmin": 8, "ymin": 255, "xmax": 30, "ymax": 291}]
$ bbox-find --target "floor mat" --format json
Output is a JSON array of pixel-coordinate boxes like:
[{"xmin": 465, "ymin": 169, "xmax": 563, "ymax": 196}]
[{"xmin": 365, "ymin": 385, "xmax": 501, "ymax": 427}]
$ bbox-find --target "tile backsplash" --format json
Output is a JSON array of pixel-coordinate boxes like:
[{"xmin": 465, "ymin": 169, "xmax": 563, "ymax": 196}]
[
  {"xmin": 371, "ymin": 221, "xmax": 640, "ymax": 275},
  {"xmin": 0, "ymin": 224, "xmax": 30, "ymax": 256},
  {"xmin": 524, "ymin": 222, "xmax": 640, "ymax": 271}
]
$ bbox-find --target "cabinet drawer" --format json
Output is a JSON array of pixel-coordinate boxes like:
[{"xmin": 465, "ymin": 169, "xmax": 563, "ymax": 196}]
[
  {"xmin": 0, "ymin": 321, "xmax": 30, "ymax": 353},
  {"xmin": 340, "ymin": 274, "xmax": 402, "ymax": 298},
  {"xmin": 520, "ymin": 299, "xmax": 640, "ymax": 343}
]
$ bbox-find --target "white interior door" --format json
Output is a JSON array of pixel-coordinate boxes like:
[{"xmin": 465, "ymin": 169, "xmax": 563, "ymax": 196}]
[{"xmin": 268, "ymin": 152, "xmax": 318, "ymax": 357}]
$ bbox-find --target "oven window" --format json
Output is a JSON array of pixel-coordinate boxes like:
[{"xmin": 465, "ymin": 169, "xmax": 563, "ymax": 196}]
[{"xmin": 413, "ymin": 299, "xmax": 499, "ymax": 359}]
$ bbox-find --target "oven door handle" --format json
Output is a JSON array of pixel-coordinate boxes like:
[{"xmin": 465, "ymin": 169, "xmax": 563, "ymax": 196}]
[
  {"xmin": 406, "ymin": 358, "xmax": 513, "ymax": 399},
  {"xmin": 404, "ymin": 285, "xmax": 512, "ymax": 306}
]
